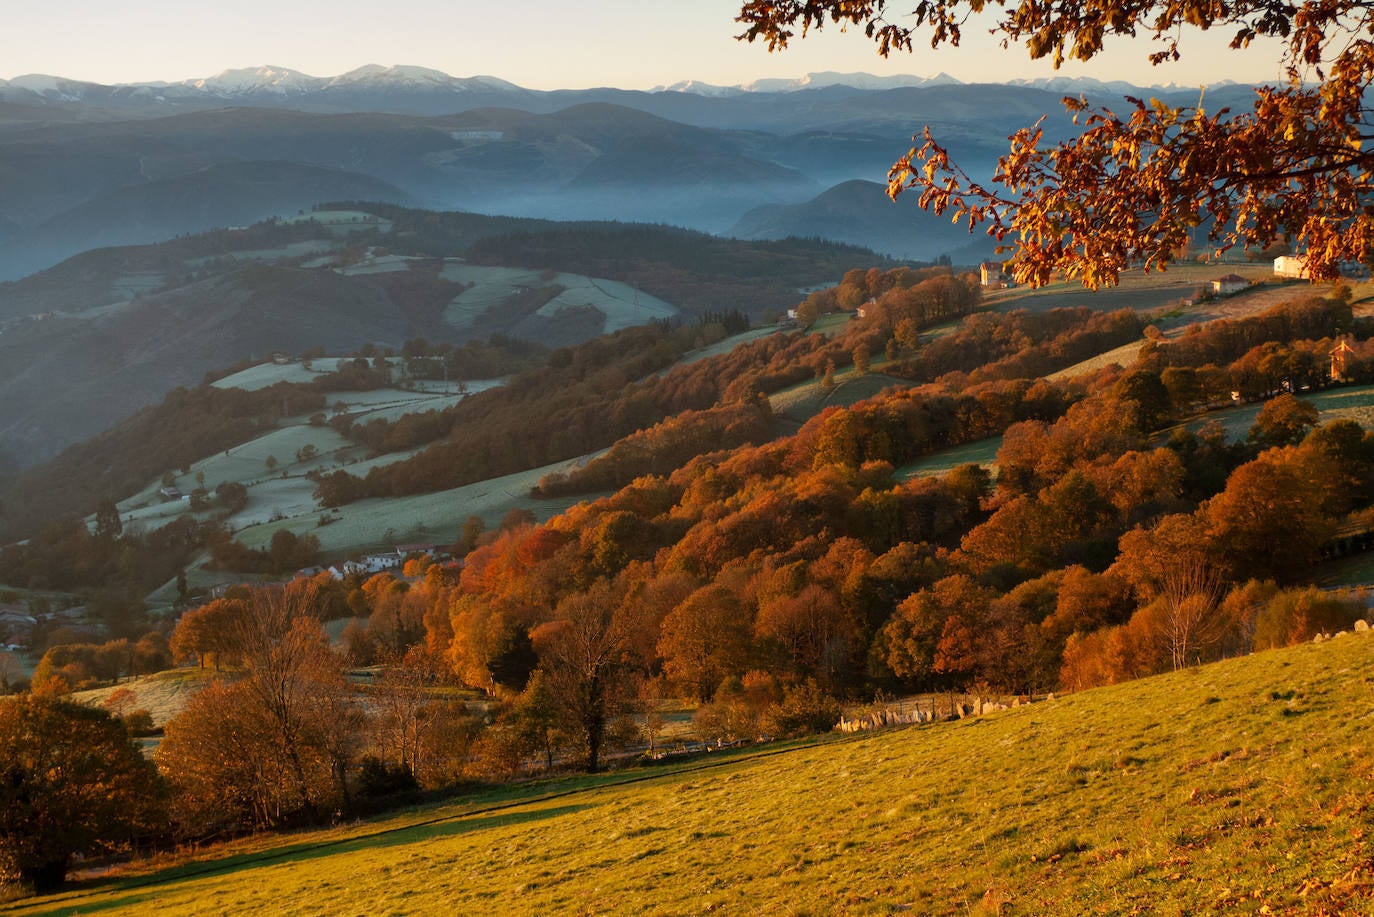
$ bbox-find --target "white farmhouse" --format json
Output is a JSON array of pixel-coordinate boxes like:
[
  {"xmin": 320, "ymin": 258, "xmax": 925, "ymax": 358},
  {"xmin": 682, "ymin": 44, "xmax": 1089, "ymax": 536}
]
[
  {"xmin": 1274, "ymin": 255, "xmax": 1308, "ymax": 279},
  {"xmin": 1211, "ymin": 274, "xmax": 1249, "ymax": 295}
]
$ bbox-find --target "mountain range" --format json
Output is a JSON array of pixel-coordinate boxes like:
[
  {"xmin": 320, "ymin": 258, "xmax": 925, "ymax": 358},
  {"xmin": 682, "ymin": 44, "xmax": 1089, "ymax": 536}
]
[
  {"xmin": 3, "ymin": 65, "xmax": 1249, "ymax": 280},
  {"xmin": 0, "ymin": 65, "xmax": 1240, "ymax": 115}
]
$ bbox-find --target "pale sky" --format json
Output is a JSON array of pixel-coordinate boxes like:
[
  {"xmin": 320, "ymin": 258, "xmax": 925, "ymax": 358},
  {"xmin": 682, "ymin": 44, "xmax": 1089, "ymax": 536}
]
[{"xmin": 0, "ymin": 0, "xmax": 1289, "ymax": 90}]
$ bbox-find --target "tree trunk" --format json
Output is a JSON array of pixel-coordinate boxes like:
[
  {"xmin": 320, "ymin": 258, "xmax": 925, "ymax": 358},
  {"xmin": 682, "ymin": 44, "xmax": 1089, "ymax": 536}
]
[{"xmin": 21, "ymin": 855, "xmax": 70, "ymax": 894}]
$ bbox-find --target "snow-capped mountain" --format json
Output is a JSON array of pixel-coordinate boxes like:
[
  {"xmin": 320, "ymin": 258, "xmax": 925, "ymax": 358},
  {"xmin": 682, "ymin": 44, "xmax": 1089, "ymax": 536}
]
[
  {"xmin": 744, "ymin": 71, "xmax": 964, "ymax": 92},
  {"xmin": 185, "ymin": 65, "xmax": 319, "ymax": 96},
  {"xmin": 655, "ymin": 72, "xmax": 963, "ymax": 94},
  {"xmin": 0, "ymin": 65, "xmax": 1235, "ymax": 126},
  {"xmin": 0, "ymin": 65, "xmax": 536, "ymax": 117},
  {"xmin": 651, "ymin": 80, "xmax": 746, "ymax": 98}
]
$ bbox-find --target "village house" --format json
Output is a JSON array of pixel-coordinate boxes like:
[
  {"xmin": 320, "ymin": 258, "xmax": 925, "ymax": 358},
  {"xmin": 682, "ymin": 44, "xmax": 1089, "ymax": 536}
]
[
  {"xmin": 980, "ymin": 261, "xmax": 1012, "ymax": 287},
  {"xmin": 1212, "ymin": 274, "xmax": 1249, "ymax": 296}
]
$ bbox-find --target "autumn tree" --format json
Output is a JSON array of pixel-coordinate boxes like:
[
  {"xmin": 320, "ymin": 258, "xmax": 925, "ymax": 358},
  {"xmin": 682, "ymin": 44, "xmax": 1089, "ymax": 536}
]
[
  {"xmin": 1114, "ymin": 514, "xmax": 1226, "ymax": 669},
  {"xmin": 170, "ymin": 597, "xmax": 247, "ymax": 670},
  {"xmin": 736, "ymin": 0, "xmax": 1374, "ymax": 285},
  {"xmin": 160, "ymin": 583, "xmax": 358, "ymax": 833},
  {"xmin": 658, "ymin": 584, "xmax": 753, "ymax": 701},
  {"xmin": 0, "ymin": 697, "xmax": 163, "ymax": 892},
  {"xmin": 1203, "ymin": 450, "xmax": 1333, "ymax": 583},
  {"xmin": 530, "ymin": 580, "xmax": 643, "ymax": 772},
  {"xmin": 1249, "ymin": 393, "xmax": 1320, "ymax": 448}
]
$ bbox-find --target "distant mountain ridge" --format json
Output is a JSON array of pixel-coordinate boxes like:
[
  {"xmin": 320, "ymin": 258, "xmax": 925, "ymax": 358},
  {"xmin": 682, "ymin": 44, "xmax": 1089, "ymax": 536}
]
[
  {"xmin": 0, "ymin": 66, "xmax": 1264, "ymax": 282},
  {"xmin": 0, "ymin": 65, "xmax": 1243, "ymax": 116}
]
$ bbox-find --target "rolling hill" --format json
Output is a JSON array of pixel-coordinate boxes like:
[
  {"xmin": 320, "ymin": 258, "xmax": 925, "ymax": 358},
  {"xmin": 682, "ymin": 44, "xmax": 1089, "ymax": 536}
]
[
  {"xmin": 0, "ymin": 205, "xmax": 890, "ymax": 468},
  {"xmin": 24, "ymin": 161, "xmax": 410, "ymax": 258},
  {"xmin": 10, "ymin": 629, "xmax": 1372, "ymax": 914},
  {"xmin": 730, "ymin": 179, "xmax": 1001, "ymax": 261}
]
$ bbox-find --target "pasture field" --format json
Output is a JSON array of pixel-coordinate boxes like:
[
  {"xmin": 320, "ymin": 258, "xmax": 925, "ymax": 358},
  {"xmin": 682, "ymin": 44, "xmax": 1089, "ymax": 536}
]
[
  {"xmin": 898, "ymin": 436, "xmax": 1004, "ymax": 479},
  {"xmin": 439, "ymin": 263, "xmax": 677, "ymax": 334},
  {"xmin": 210, "ymin": 358, "xmax": 358, "ymax": 390},
  {"xmin": 769, "ymin": 371, "xmax": 908, "ymax": 425},
  {"xmin": 115, "ymin": 381, "xmax": 501, "ymax": 529},
  {"xmin": 70, "ymin": 668, "xmax": 219, "ymax": 729},
  {"xmin": 230, "ymin": 454, "xmax": 604, "ymax": 557},
  {"xmin": 984, "ymin": 262, "xmax": 1277, "ymax": 315},
  {"xmin": 12, "ymin": 630, "xmax": 1374, "ymax": 915},
  {"xmin": 1316, "ymin": 551, "xmax": 1374, "ymax": 587},
  {"xmin": 807, "ymin": 312, "xmax": 853, "ymax": 336},
  {"xmin": 337, "ymin": 254, "xmax": 422, "ymax": 276},
  {"xmin": 1177, "ymin": 384, "xmax": 1374, "ymax": 441},
  {"xmin": 1045, "ymin": 340, "xmax": 1144, "ymax": 381},
  {"xmin": 672, "ymin": 327, "xmax": 779, "ymax": 367},
  {"xmin": 187, "ymin": 240, "xmax": 336, "ymax": 268},
  {"xmin": 899, "ymin": 384, "xmax": 1374, "ymax": 485}
]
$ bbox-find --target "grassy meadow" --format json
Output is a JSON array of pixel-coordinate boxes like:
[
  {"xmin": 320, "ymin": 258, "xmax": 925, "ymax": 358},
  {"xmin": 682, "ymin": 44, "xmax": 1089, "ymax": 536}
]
[
  {"xmin": 898, "ymin": 436, "xmax": 1004, "ymax": 479},
  {"xmin": 983, "ymin": 262, "xmax": 1277, "ymax": 315},
  {"xmin": 8, "ymin": 631, "xmax": 1372, "ymax": 915},
  {"xmin": 770, "ymin": 371, "xmax": 908, "ymax": 425}
]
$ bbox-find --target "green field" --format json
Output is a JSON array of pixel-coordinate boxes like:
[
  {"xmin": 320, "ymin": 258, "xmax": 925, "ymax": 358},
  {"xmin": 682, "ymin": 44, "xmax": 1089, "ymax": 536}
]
[
  {"xmin": 1177, "ymin": 384, "xmax": 1374, "ymax": 440},
  {"xmin": 10, "ymin": 630, "xmax": 1373, "ymax": 915},
  {"xmin": 898, "ymin": 436, "xmax": 1004, "ymax": 479},
  {"xmin": 985, "ymin": 261, "xmax": 1276, "ymax": 315},
  {"xmin": 770, "ymin": 372, "xmax": 908, "ymax": 424}
]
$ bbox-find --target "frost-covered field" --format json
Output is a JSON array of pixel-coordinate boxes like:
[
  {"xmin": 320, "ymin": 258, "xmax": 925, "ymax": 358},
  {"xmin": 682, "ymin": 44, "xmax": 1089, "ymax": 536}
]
[
  {"xmin": 211, "ymin": 358, "xmax": 354, "ymax": 390},
  {"xmin": 111, "ymin": 375, "xmax": 509, "ymax": 546},
  {"xmin": 337, "ymin": 254, "xmax": 422, "ymax": 275},
  {"xmin": 439, "ymin": 263, "xmax": 677, "ymax": 332},
  {"xmin": 232, "ymin": 454, "xmax": 603, "ymax": 555},
  {"xmin": 898, "ymin": 437, "xmax": 1004, "ymax": 479}
]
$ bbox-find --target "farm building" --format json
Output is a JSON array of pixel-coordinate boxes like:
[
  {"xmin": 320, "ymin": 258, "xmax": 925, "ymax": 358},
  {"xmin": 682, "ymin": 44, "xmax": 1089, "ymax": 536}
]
[
  {"xmin": 980, "ymin": 262, "xmax": 1012, "ymax": 287},
  {"xmin": 1274, "ymin": 256, "xmax": 1308, "ymax": 278},
  {"xmin": 1212, "ymin": 274, "xmax": 1249, "ymax": 295}
]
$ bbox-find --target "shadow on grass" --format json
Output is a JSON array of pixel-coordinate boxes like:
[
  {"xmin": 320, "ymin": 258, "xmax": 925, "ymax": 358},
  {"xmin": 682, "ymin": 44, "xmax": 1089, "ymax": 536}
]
[{"xmin": 18, "ymin": 804, "xmax": 590, "ymax": 916}]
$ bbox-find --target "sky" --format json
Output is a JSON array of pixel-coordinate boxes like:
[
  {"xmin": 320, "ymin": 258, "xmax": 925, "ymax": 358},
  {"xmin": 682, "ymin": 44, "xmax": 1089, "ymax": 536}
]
[{"xmin": 0, "ymin": 0, "xmax": 1290, "ymax": 90}]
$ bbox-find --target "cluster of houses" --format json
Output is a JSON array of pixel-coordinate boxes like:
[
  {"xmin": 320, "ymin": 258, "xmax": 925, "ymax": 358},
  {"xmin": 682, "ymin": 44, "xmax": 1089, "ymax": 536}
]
[
  {"xmin": 209, "ymin": 543, "xmax": 447, "ymax": 600},
  {"xmin": 303, "ymin": 542, "xmax": 443, "ymax": 581}
]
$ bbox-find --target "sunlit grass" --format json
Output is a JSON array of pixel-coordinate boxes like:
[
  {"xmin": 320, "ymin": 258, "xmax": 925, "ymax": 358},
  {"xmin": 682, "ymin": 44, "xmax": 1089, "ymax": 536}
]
[{"xmin": 10, "ymin": 632, "xmax": 1373, "ymax": 915}]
